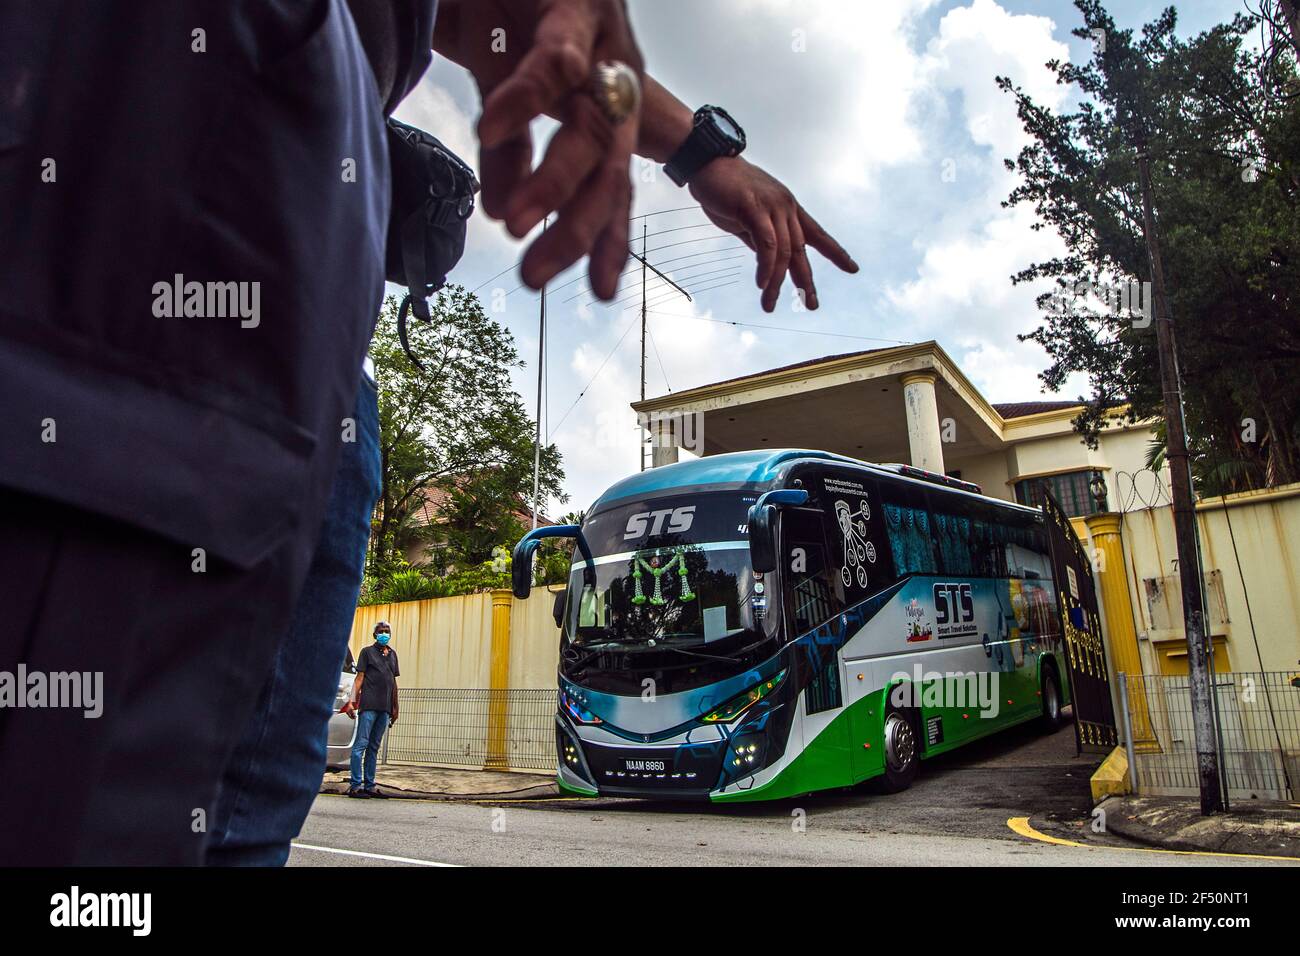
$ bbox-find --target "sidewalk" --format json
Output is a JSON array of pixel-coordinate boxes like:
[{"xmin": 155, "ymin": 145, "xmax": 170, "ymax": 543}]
[
  {"xmin": 1098, "ymin": 795, "xmax": 1300, "ymax": 858},
  {"xmin": 321, "ymin": 764, "xmax": 560, "ymax": 801}
]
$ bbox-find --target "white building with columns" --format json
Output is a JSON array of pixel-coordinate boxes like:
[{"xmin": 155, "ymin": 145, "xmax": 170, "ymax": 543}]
[{"xmin": 631, "ymin": 340, "xmax": 1155, "ymax": 521}]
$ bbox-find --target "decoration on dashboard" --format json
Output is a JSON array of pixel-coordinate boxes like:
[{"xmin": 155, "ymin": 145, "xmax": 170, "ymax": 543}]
[{"xmin": 630, "ymin": 548, "xmax": 695, "ymax": 606}]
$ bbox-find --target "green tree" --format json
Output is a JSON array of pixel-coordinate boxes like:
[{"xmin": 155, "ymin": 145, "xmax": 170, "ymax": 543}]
[
  {"xmin": 1000, "ymin": 1, "xmax": 1300, "ymax": 494},
  {"xmin": 435, "ymin": 478, "xmax": 529, "ymax": 570},
  {"xmin": 368, "ymin": 288, "xmax": 565, "ymax": 577}
]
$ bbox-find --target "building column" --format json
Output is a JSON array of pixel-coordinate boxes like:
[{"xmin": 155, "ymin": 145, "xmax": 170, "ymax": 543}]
[
  {"xmin": 1083, "ymin": 513, "xmax": 1155, "ymax": 749},
  {"xmin": 485, "ymin": 588, "xmax": 513, "ymax": 770},
  {"xmin": 900, "ymin": 371, "xmax": 945, "ymax": 474},
  {"xmin": 649, "ymin": 415, "xmax": 679, "ymax": 468}
]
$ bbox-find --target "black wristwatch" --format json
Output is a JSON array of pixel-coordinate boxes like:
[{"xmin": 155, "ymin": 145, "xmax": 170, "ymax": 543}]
[{"xmin": 664, "ymin": 105, "xmax": 746, "ymax": 187}]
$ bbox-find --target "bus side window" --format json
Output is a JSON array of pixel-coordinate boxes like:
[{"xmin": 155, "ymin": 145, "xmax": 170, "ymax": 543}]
[
  {"xmin": 1002, "ymin": 519, "xmax": 1051, "ymax": 581},
  {"xmin": 781, "ymin": 508, "xmax": 840, "ymax": 633},
  {"xmin": 929, "ymin": 494, "xmax": 1006, "ymax": 579},
  {"xmin": 880, "ymin": 482, "xmax": 939, "ymax": 577}
]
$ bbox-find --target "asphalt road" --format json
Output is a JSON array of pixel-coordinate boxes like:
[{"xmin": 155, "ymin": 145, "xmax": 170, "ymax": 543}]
[{"xmin": 290, "ymin": 720, "xmax": 1289, "ymax": 867}]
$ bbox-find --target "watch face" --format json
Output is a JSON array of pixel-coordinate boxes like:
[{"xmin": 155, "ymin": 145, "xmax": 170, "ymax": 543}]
[{"xmin": 712, "ymin": 112, "xmax": 741, "ymax": 142}]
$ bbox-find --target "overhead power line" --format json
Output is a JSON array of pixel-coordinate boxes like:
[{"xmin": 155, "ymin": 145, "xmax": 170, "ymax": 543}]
[
  {"xmin": 502, "ymin": 229, "xmax": 735, "ymax": 303},
  {"xmin": 643, "ymin": 309, "xmax": 914, "ymax": 346},
  {"xmin": 546, "ymin": 314, "xmax": 640, "ymax": 441},
  {"xmin": 470, "ymin": 205, "xmax": 707, "ymax": 293}
]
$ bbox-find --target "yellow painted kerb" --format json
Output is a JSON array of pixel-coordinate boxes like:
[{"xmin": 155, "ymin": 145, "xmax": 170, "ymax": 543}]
[
  {"xmin": 1007, "ymin": 817, "xmax": 1300, "ymax": 862},
  {"xmin": 1090, "ymin": 745, "xmax": 1131, "ymax": 802}
]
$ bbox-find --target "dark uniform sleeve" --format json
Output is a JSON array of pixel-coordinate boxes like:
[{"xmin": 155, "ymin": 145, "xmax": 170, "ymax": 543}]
[
  {"xmin": 357, "ymin": 646, "xmax": 371, "ymax": 674},
  {"xmin": 391, "ymin": 651, "xmax": 400, "ymax": 678}
]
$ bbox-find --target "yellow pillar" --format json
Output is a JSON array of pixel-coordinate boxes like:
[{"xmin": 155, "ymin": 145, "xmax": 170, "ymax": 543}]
[
  {"xmin": 1083, "ymin": 513, "xmax": 1156, "ymax": 750},
  {"xmin": 485, "ymin": 588, "xmax": 514, "ymax": 770}
]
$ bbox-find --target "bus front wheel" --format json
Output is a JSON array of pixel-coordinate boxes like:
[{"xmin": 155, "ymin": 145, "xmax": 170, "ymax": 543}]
[{"xmin": 875, "ymin": 707, "xmax": 920, "ymax": 793}]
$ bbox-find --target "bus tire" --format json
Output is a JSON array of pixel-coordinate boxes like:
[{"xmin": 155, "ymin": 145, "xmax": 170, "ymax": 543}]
[
  {"xmin": 875, "ymin": 705, "xmax": 920, "ymax": 793},
  {"xmin": 1039, "ymin": 664, "xmax": 1065, "ymax": 733}
]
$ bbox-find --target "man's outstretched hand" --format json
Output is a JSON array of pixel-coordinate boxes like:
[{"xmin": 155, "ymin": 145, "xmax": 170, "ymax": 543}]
[
  {"xmin": 689, "ymin": 157, "xmax": 859, "ymax": 313},
  {"xmin": 434, "ymin": 1, "xmax": 857, "ymax": 310},
  {"xmin": 436, "ymin": 0, "xmax": 645, "ymax": 300}
]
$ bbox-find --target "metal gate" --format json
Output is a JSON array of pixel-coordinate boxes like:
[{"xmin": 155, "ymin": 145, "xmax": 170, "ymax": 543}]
[{"xmin": 1041, "ymin": 490, "xmax": 1118, "ymax": 753}]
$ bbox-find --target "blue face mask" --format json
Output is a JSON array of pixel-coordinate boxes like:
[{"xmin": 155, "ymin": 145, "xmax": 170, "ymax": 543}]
[{"xmin": 375, "ymin": 633, "xmax": 391, "ymax": 646}]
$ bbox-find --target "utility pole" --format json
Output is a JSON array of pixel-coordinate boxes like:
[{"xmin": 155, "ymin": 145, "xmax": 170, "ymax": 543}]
[
  {"xmin": 531, "ymin": 218, "xmax": 547, "ymax": 530},
  {"xmin": 1137, "ymin": 151, "xmax": 1223, "ymax": 814},
  {"xmin": 637, "ymin": 222, "xmax": 642, "ymax": 408},
  {"xmin": 631, "ymin": 222, "xmax": 691, "ymax": 471}
]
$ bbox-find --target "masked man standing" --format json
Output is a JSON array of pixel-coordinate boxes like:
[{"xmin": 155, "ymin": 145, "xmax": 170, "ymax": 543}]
[{"xmin": 348, "ymin": 622, "xmax": 400, "ymax": 798}]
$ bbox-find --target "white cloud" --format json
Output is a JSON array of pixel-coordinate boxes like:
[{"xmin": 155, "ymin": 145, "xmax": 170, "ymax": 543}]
[
  {"xmin": 922, "ymin": 0, "xmax": 1070, "ymax": 153},
  {"xmin": 886, "ymin": 202, "xmax": 1055, "ymax": 337},
  {"xmin": 956, "ymin": 339, "xmax": 1086, "ymax": 404},
  {"xmin": 633, "ymin": 0, "xmax": 943, "ymax": 194},
  {"xmin": 547, "ymin": 295, "xmax": 762, "ymax": 508},
  {"xmin": 885, "ymin": 0, "xmax": 1078, "ymax": 404}
]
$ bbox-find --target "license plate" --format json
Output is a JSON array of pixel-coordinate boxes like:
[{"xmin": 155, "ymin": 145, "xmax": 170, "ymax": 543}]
[{"xmin": 621, "ymin": 757, "xmax": 669, "ymax": 773}]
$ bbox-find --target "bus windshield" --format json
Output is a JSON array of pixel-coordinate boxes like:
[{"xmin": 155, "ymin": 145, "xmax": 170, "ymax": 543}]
[{"xmin": 565, "ymin": 491, "xmax": 775, "ymax": 661}]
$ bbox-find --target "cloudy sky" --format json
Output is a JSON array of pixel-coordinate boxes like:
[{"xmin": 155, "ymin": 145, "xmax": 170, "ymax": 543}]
[{"xmin": 392, "ymin": 0, "xmax": 1243, "ymax": 514}]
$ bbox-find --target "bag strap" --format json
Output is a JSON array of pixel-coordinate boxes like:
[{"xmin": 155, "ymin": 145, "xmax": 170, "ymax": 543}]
[{"xmin": 397, "ymin": 209, "xmax": 431, "ymax": 371}]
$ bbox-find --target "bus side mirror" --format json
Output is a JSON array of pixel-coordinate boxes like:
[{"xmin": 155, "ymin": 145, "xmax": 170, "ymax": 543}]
[
  {"xmin": 510, "ymin": 524, "xmax": 593, "ymax": 600},
  {"xmin": 749, "ymin": 505, "xmax": 778, "ymax": 573},
  {"xmin": 552, "ymin": 587, "xmax": 567, "ymax": 629},
  {"xmin": 512, "ymin": 538, "xmax": 542, "ymax": 599},
  {"xmin": 747, "ymin": 489, "xmax": 809, "ymax": 575}
]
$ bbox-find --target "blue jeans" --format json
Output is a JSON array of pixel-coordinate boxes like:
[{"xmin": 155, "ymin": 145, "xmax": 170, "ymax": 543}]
[
  {"xmin": 350, "ymin": 709, "xmax": 391, "ymax": 790},
  {"xmin": 205, "ymin": 375, "xmax": 381, "ymax": 866}
]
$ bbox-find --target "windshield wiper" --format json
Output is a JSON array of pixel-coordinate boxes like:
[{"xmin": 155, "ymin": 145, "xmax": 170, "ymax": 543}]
[
  {"xmin": 648, "ymin": 644, "xmax": 736, "ymax": 663},
  {"xmin": 564, "ymin": 639, "xmax": 737, "ymax": 666}
]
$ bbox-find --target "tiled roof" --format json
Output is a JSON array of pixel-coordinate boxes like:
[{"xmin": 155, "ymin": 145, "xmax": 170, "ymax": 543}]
[
  {"xmin": 992, "ymin": 401, "xmax": 1082, "ymax": 419},
  {"xmin": 406, "ymin": 482, "xmax": 552, "ymax": 528}
]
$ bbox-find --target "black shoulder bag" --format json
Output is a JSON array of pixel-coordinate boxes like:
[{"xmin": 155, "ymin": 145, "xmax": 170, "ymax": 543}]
[{"xmin": 384, "ymin": 117, "xmax": 479, "ymax": 370}]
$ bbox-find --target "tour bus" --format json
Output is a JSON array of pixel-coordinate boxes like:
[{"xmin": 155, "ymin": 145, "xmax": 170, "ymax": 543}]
[{"xmin": 512, "ymin": 449, "xmax": 1070, "ymax": 802}]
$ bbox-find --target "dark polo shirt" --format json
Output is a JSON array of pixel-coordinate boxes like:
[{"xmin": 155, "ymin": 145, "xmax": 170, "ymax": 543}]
[
  {"xmin": 357, "ymin": 643, "xmax": 400, "ymax": 713},
  {"xmin": 0, "ymin": 0, "xmax": 433, "ymax": 574}
]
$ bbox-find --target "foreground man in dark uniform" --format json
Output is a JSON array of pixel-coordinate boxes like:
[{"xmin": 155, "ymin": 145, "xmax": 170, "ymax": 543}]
[
  {"xmin": 0, "ymin": 0, "xmax": 856, "ymax": 864},
  {"xmin": 0, "ymin": 0, "xmax": 395, "ymax": 865}
]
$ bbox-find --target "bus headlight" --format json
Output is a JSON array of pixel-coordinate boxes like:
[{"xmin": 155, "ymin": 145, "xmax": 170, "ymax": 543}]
[
  {"xmin": 560, "ymin": 688, "xmax": 603, "ymax": 726},
  {"xmin": 701, "ymin": 669, "xmax": 787, "ymax": 724},
  {"xmin": 555, "ymin": 725, "xmax": 594, "ymax": 784},
  {"xmin": 562, "ymin": 739, "xmax": 581, "ymax": 768},
  {"xmin": 726, "ymin": 734, "xmax": 769, "ymax": 777}
]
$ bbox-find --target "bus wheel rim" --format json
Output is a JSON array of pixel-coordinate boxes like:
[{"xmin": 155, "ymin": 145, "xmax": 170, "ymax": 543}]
[
  {"xmin": 884, "ymin": 714, "xmax": 916, "ymax": 772},
  {"xmin": 1045, "ymin": 678, "xmax": 1059, "ymax": 719}
]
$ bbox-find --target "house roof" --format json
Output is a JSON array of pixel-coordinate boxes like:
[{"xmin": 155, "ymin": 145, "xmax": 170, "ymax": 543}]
[
  {"xmin": 641, "ymin": 340, "xmax": 1081, "ymax": 425},
  {"xmin": 407, "ymin": 482, "xmax": 553, "ymax": 529},
  {"xmin": 675, "ymin": 347, "xmax": 893, "ymax": 394},
  {"xmin": 992, "ymin": 401, "xmax": 1083, "ymax": 419}
]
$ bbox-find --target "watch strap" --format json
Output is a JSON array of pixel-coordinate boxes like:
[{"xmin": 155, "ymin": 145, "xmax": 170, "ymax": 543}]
[{"xmin": 665, "ymin": 132, "xmax": 716, "ymax": 187}]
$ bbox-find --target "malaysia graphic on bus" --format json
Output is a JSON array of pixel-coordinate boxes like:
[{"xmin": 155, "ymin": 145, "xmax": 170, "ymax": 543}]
[{"xmin": 512, "ymin": 449, "xmax": 1073, "ymax": 802}]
